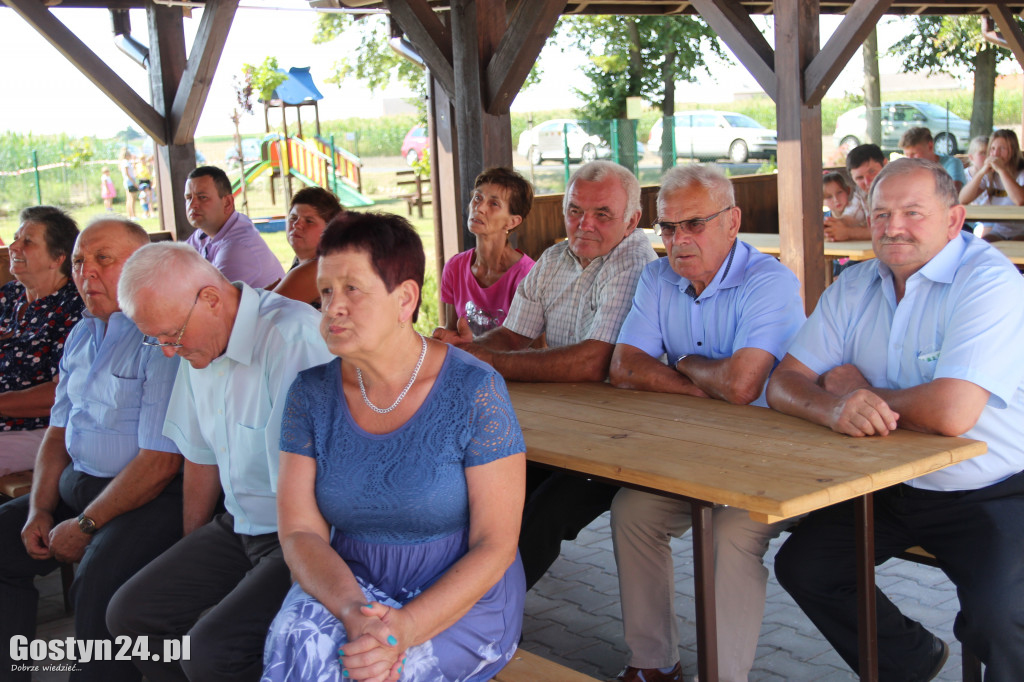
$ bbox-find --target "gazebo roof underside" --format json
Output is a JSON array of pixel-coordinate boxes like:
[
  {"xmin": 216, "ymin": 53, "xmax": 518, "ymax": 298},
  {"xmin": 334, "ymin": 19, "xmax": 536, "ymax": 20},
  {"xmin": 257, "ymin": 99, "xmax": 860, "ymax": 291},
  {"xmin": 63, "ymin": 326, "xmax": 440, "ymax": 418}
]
[{"xmin": 41, "ymin": 0, "xmax": 1024, "ymax": 17}]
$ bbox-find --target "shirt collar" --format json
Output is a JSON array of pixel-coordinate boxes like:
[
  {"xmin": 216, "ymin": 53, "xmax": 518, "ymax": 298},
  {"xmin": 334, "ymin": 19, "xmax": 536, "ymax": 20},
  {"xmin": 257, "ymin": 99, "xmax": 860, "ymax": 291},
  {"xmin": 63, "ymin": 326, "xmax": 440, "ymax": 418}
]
[
  {"xmin": 564, "ymin": 229, "xmax": 641, "ymax": 268},
  {"xmin": 195, "ymin": 210, "xmax": 239, "ymax": 246},
  {"xmin": 222, "ymin": 282, "xmax": 258, "ymax": 366},
  {"xmin": 663, "ymin": 239, "xmax": 742, "ymax": 300},
  {"xmin": 874, "ymin": 231, "xmax": 967, "ymax": 287}
]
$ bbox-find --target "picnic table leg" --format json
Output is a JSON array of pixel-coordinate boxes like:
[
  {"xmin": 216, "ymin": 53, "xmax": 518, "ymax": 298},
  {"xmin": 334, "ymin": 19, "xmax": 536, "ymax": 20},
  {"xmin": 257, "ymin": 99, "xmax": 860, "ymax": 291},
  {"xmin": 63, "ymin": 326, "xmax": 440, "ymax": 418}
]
[
  {"xmin": 855, "ymin": 493, "xmax": 879, "ymax": 682},
  {"xmin": 692, "ymin": 500, "xmax": 719, "ymax": 682}
]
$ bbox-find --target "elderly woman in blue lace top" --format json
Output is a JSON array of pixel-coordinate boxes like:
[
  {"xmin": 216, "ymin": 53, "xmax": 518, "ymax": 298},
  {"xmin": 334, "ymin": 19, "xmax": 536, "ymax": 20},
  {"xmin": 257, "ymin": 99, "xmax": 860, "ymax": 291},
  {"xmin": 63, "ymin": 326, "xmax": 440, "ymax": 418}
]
[
  {"xmin": 0, "ymin": 206, "xmax": 83, "ymax": 475},
  {"xmin": 262, "ymin": 211, "xmax": 527, "ymax": 682}
]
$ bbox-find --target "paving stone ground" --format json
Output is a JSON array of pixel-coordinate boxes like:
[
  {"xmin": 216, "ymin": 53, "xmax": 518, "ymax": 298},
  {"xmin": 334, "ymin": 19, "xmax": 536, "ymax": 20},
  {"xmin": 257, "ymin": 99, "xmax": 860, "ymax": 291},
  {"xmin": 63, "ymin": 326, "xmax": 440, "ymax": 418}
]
[{"xmin": 32, "ymin": 512, "xmax": 968, "ymax": 681}]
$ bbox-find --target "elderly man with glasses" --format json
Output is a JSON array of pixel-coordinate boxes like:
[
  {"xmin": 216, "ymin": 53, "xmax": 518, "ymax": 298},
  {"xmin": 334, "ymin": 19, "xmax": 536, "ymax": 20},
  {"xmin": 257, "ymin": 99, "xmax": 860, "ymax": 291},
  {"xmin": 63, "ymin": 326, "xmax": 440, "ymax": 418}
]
[
  {"xmin": 0, "ymin": 218, "xmax": 183, "ymax": 682},
  {"xmin": 607, "ymin": 164, "xmax": 805, "ymax": 682},
  {"xmin": 105, "ymin": 242, "xmax": 331, "ymax": 682}
]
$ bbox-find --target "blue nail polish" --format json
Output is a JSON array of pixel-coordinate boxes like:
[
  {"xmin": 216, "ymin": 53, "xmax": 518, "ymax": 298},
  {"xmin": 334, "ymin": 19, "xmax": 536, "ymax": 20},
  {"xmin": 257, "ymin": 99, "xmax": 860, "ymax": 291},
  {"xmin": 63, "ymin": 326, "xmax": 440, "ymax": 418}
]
[
  {"xmin": 342, "ymin": 670, "xmax": 349, "ymax": 678},
  {"xmin": 399, "ymin": 665, "xmax": 403, "ymax": 674},
  {"xmin": 364, "ymin": 603, "xmax": 373, "ymax": 609},
  {"xmin": 337, "ymin": 648, "xmax": 345, "ymax": 657},
  {"xmin": 403, "ymin": 657, "xmax": 407, "ymax": 664},
  {"xmin": 387, "ymin": 635, "xmax": 398, "ymax": 646}
]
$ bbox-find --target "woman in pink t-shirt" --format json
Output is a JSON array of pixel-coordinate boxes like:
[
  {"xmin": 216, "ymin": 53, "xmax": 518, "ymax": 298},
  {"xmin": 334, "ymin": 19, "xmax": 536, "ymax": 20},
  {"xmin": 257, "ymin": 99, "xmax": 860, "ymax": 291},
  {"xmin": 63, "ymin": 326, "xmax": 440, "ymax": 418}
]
[{"xmin": 439, "ymin": 168, "xmax": 536, "ymax": 336}]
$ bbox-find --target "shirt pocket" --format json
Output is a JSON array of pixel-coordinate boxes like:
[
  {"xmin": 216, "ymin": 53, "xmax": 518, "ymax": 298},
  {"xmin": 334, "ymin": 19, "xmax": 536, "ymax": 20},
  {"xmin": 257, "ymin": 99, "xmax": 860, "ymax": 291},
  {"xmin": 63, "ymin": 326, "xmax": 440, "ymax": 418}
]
[{"xmin": 230, "ymin": 423, "xmax": 275, "ymax": 495}]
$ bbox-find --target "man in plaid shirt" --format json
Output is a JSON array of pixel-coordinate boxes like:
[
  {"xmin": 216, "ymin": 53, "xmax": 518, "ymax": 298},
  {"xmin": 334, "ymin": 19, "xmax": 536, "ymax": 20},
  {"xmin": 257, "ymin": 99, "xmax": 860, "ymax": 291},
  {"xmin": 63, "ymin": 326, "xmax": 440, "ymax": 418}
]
[{"xmin": 435, "ymin": 159, "xmax": 657, "ymax": 589}]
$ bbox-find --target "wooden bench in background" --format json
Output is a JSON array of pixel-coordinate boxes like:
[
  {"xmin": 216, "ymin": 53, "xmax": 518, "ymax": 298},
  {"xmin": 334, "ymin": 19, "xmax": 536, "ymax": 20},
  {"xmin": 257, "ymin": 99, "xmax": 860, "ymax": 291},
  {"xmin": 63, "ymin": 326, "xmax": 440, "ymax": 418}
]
[
  {"xmin": 0, "ymin": 246, "xmax": 11, "ymax": 287},
  {"xmin": 491, "ymin": 649, "xmax": 598, "ymax": 682},
  {"xmin": 394, "ymin": 169, "xmax": 432, "ymax": 219}
]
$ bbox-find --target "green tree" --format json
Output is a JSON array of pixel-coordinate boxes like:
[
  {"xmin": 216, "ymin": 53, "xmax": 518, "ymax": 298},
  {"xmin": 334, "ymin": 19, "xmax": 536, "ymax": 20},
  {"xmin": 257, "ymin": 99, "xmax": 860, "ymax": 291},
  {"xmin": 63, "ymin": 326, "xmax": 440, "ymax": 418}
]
[
  {"xmin": 242, "ymin": 56, "xmax": 288, "ymax": 102},
  {"xmin": 314, "ymin": 14, "xmax": 428, "ymax": 118},
  {"xmin": 556, "ymin": 15, "xmax": 725, "ymax": 169},
  {"xmin": 889, "ymin": 15, "xmax": 1017, "ymax": 140}
]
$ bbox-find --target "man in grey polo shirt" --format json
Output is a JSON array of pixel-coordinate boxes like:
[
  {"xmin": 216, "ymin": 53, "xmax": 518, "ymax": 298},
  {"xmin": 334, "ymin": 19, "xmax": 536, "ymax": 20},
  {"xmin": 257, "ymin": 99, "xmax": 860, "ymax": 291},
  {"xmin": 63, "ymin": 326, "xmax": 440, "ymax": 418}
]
[{"xmin": 435, "ymin": 159, "xmax": 657, "ymax": 588}]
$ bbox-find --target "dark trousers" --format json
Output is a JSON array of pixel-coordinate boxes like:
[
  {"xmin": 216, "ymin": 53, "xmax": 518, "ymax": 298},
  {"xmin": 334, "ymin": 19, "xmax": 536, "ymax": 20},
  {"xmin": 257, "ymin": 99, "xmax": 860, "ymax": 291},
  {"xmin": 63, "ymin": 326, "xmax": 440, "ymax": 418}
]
[
  {"xmin": 106, "ymin": 512, "xmax": 291, "ymax": 682},
  {"xmin": 518, "ymin": 464, "xmax": 619, "ymax": 589},
  {"xmin": 0, "ymin": 466, "xmax": 183, "ymax": 682},
  {"xmin": 775, "ymin": 471, "xmax": 1024, "ymax": 682}
]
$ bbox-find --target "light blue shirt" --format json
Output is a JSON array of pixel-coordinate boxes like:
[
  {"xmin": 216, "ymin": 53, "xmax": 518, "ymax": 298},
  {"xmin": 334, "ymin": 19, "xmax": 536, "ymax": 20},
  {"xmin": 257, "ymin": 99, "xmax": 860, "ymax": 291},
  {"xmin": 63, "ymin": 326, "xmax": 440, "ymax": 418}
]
[
  {"xmin": 617, "ymin": 240, "xmax": 805, "ymax": 407},
  {"xmin": 163, "ymin": 284, "xmax": 332, "ymax": 535},
  {"xmin": 52, "ymin": 311, "xmax": 181, "ymax": 478},
  {"xmin": 937, "ymin": 154, "xmax": 967, "ymax": 186},
  {"xmin": 788, "ymin": 232, "xmax": 1024, "ymax": 491}
]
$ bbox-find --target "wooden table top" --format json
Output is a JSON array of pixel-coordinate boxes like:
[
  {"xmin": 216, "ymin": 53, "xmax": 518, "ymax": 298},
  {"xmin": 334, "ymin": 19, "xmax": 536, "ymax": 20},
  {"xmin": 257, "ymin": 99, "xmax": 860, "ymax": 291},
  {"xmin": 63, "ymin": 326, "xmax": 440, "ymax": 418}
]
[
  {"xmin": 508, "ymin": 382, "xmax": 986, "ymax": 524},
  {"xmin": 963, "ymin": 204, "xmax": 1024, "ymax": 222}
]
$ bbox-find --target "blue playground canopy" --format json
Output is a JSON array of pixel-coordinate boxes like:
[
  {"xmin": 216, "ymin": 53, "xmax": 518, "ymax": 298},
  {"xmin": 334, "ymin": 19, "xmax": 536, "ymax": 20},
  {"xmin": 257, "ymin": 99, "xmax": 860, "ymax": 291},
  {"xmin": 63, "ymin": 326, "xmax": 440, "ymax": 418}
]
[{"xmin": 268, "ymin": 67, "xmax": 323, "ymax": 105}]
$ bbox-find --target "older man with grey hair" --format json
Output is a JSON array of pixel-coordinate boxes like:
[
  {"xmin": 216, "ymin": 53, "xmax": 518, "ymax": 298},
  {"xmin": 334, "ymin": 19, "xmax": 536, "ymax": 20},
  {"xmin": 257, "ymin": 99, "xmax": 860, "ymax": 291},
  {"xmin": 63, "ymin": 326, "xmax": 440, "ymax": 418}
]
[
  {"xmin": 770, "ymin": 157, "xmax": 1024, "ymax": 681},
  {"xmin": 607, "ymin": 164, "xmax": 805, "ymax": 682},
  {"xmin": 106, "ymin": 242, "xmax": 331, "ymax": 682},
  {"xmin": 435, "ymin": 159, "xmax": 658, "ymax": 589}
]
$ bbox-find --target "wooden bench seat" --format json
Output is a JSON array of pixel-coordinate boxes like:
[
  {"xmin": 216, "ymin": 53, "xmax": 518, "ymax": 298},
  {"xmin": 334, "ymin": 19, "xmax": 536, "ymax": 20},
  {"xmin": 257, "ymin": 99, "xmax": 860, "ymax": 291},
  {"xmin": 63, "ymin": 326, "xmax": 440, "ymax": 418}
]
[
  {"xmin": 394, "ymin": 170, "xmax": 431, "ymax": 218},
  {"xmin": 492, "ymin": 649, "xmax": 599, "ymax": 682}
]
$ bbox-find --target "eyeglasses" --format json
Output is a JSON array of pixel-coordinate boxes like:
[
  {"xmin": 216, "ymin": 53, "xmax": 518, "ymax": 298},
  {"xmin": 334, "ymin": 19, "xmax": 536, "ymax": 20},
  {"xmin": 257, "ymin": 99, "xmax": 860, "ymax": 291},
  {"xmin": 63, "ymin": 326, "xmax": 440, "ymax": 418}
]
[
  {"xmin": 142, "ymin": 290, "xmax": 202, "ymax": 349},
  {"xmin": 653, "ymin": 206, "xmax": 733, "ymax": 239}
]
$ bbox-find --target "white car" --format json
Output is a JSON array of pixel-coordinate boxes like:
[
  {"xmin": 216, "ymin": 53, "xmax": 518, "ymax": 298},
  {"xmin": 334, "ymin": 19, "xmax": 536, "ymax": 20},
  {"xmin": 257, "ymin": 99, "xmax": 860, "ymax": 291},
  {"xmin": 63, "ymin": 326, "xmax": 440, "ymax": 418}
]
[
  {"xmin": 832, "ymin": 101, "xmax": 972, "ymax": 155},
  {"xmin": 647, "ymin": 111, "xmax": 778, "ymax": 163},
  {"xmin": 517, "ymin": 119, "xmax": 607, "ymax": 165}
]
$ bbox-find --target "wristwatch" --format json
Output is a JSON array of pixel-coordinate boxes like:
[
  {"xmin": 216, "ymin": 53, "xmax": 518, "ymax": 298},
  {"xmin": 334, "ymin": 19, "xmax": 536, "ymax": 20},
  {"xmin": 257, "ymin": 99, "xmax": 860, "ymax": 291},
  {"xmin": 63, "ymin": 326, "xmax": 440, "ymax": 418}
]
[{"xmin": 77, "ymin": 513, "xmax": 97, "ymax": 535}]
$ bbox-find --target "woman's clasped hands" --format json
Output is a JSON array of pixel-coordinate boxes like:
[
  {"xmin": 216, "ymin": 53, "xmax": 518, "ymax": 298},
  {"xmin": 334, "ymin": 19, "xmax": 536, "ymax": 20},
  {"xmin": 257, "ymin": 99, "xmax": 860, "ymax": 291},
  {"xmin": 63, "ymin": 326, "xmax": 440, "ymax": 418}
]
[{"xmin": 339, "ymin": 602, "xmax": 409, "ymax": 681}]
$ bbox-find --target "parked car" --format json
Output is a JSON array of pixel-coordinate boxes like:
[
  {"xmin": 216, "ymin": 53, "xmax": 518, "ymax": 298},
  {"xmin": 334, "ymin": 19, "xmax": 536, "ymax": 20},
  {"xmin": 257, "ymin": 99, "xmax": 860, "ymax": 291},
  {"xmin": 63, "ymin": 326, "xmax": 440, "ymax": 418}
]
[
  {"xmin": 517, "ymin": 119, "xmax": 609, "ymax": 165},
  {"xmin": 647, "ymin": 111, "xmax": 778, "ymax": 163},
  {"xmin": 401, "ymin": 125, "xmax": 429, "ymax": 165},
  {"xmin": 832, "ymin": 101, "xmax": 972, "ymax": 155}
]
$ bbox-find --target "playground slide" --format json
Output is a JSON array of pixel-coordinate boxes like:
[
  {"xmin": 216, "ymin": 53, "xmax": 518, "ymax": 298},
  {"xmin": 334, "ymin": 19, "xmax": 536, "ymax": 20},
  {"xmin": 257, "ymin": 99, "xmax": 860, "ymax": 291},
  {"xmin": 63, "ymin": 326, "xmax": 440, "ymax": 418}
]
[
  {"xmin": 289, "ymin": 168, "xmax": 374, "ymax": 208},
  {"xmin": 231, "ymin": 160, "xmax": 272, "ymax": 196}
]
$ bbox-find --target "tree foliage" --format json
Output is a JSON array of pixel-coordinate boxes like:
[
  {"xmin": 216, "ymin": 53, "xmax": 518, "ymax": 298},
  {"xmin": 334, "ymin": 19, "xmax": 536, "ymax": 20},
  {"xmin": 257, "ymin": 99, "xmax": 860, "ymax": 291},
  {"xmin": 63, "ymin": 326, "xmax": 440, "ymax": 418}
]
[
  {"xmin": 314, "ymin": 14, "xmax": 427, "ymax": 101},
  {"xmin": 555, "ymin": 15, "xmax": 725, "ymax": 121},
  {"xmin": 241, "ymin": 56, "xmax": 289, "ymax": 103}
]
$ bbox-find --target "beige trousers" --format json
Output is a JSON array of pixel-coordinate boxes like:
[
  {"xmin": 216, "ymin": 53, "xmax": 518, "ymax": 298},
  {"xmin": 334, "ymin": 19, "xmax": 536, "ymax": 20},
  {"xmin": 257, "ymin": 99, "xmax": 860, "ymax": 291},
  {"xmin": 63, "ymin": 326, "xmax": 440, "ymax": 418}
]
[{"xmin": 611, "ymin": 488, "xmax": 795, "ymax": 682}]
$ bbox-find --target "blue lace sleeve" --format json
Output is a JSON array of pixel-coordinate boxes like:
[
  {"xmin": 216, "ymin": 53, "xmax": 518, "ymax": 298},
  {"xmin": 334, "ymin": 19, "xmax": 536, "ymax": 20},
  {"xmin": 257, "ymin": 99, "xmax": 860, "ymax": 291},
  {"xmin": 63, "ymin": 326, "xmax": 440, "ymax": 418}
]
[
  {"xmin": 465, "ymin": 370, "xmax": 526, "ymax": 468},
  {"xmin": 280, "ymin": 371, "xmax": 316, "ymax": 456}
]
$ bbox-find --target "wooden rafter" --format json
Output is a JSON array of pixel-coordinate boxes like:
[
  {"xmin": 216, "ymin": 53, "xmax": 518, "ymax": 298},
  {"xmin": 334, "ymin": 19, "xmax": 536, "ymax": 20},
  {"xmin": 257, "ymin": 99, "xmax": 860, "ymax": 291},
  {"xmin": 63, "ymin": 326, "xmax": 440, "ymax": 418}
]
[
  {"xmin": 170, "ymin": 0, "xmax": 238, "ymax": 144},
  {"xmin": 988, "ymin": 3, "xmax": 1024, "ymax": 63},
  {"xmin": 384, "ymin": 0, "xmax": 455, "ymax": 98},
  {"xmin": 4, "ymin": 0, "xmax": 167, "ymax": 144},
  {"xmin": 804, "ymin": 0, "xmax": 893, "ymax": 104},
  {"xmin": 485, "ymin": 0, "xmax": 566, "ymax": 114},
  {"xmin": 690, "ymin": 0, "xmax": 777, "ymax": 100}
]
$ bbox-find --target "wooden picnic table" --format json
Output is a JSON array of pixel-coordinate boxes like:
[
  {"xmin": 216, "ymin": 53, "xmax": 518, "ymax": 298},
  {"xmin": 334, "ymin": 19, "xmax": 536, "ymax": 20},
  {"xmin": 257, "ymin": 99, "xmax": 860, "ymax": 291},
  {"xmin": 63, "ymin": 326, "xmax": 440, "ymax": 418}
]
[
  {"xmin": 963, "ymin": 204, "xmax": 1024, "ymax": 222},
  {"xmin": 508, "ymin": 381, "xmax": 986, "ymax": 682}
]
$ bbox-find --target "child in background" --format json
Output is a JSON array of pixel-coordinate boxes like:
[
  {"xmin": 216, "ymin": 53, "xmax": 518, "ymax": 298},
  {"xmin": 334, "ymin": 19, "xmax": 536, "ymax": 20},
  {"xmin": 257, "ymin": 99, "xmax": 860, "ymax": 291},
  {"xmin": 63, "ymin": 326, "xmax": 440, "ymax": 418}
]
[
  {"xmin": 822, "ymin": 170, "xmax": 867, "ymax": 242},
  {"xmin": 964, "ymin": 136, "xmax": 989, "ymax": 188},
  {"xmin": 100, "ymin": 167, "xmax": 117, "ymax": 212}
]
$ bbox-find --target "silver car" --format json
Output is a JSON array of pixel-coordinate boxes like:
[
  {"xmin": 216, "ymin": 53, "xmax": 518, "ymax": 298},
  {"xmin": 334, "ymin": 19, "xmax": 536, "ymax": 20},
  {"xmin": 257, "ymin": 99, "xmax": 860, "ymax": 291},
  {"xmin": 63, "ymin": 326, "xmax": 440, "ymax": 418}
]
[
  {"xmin": 832, "ymin": 101, "xmax": 972, "ymax": 155},
  {"xmin": 517, "ymin": 119, "xmax": 609, "ymax": 165},
  {"xmin": 647, "ymin": 110, "xmax": 778, "ymax": 163}
]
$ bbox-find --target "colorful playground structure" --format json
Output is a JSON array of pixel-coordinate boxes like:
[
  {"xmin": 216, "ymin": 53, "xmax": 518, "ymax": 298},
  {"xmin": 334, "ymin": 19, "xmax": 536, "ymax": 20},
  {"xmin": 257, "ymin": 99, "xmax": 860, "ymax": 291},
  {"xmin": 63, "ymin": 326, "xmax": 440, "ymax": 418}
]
[{"xmin": 232, "ymin": 133, "xmax": 374, "ymax": 210}]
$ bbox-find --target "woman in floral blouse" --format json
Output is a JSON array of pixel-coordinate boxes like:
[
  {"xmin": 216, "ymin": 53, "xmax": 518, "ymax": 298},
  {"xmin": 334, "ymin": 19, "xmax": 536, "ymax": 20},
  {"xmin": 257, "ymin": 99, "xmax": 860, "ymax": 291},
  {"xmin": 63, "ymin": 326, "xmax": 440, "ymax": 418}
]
[{"xmin": 0, "ymin": 206, "xmax": 84, "ymax": 475}]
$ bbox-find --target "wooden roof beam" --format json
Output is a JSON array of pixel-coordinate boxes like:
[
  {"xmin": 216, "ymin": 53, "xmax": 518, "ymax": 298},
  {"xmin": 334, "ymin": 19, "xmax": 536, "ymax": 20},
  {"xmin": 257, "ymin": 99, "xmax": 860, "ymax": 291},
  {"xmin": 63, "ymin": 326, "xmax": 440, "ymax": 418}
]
[
  {"xmin": 485, "ymin": 0, "xmax": 565, "ymax": 114},
  {"xmin": 384, "ymin": 0, "xmax": 455, "ymax": 98},
  {"xmin": 5, "ymin": 0, "xmax": 167, "ymax": 144},
  {"xmin": 170, "ymin": 0, "xmax": 238, "ymax": 144},
  {"xmin": 690, "ymin": 0, "xmax": 777, "ymax": 101},
  {"xmin": 988, "ymin": 3, "xmax": 1024, "ymax": 64},
  {"xmin": 804, "ymin": 0, "xmax": 893, "ymax": 104}
]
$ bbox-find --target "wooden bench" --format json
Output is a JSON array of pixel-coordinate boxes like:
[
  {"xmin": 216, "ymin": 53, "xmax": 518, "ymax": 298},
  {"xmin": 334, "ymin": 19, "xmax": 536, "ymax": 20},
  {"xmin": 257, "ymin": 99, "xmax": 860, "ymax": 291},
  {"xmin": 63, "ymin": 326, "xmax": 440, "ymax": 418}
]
[
  {"xmin": 394, "ymin": 169, "xmax": 431, "ymax": 219},
  {"xmin": 0, "ymin": 470, "xmax": 76, "ymax": 612},
  {"xmin": 149, "ymin": 230, "xmax": 174, "ymax": 242},
  {"xmin": 492, "ymin": 649, "xmax": 599, "ymax": 681}
]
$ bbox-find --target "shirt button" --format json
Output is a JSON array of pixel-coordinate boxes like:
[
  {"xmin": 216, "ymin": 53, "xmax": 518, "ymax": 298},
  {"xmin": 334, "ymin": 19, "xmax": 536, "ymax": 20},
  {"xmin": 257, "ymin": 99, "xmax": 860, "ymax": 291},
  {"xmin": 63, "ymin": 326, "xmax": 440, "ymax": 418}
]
[{"xmin": 697, "ymin": 342, "xmax": 703, "ymax": 346}]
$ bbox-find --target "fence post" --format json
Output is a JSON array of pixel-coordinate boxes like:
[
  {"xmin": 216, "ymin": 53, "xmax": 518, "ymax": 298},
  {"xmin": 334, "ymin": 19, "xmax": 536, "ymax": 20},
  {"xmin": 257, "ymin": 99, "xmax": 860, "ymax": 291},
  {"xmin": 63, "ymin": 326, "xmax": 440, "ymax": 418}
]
[
  {"xmin": 611, "ymin": 119, "xmax": 620, "ymax": 165},
  {"xmin": 32, "ymin": 151, "xmax": 42, "ymax": 205},
  {"xmin": 562, "ymin": 122, "xmax": 571, "ymax": 187},
  {"xmin": 330, "ymin": 135, "xmax": 338, "ymax": 197}
]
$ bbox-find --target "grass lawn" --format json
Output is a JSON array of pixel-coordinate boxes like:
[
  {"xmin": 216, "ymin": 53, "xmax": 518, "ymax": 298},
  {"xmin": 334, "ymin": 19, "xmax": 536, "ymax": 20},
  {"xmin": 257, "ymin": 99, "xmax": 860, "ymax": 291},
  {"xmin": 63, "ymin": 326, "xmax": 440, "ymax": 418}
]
[{"xmin": 0, "ymin": 175, "xmax": 442, "ymax": 330}]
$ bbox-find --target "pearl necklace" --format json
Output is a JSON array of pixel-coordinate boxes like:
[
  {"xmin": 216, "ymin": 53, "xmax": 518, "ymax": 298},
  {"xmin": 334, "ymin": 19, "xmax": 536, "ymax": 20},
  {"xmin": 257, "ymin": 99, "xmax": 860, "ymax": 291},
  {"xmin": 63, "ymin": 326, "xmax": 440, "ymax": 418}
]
[{"xmin": 356, "ymin": 334, "xmax": 428, "ymax": 414}]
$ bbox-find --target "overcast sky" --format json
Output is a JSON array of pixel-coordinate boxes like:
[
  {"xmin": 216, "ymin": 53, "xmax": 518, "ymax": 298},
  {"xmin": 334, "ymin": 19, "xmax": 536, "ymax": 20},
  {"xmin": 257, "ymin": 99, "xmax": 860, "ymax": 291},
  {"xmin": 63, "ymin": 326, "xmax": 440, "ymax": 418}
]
[{"xmin": 0, "ymin": 4, "xmax": 1009, "ymax": 140}]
